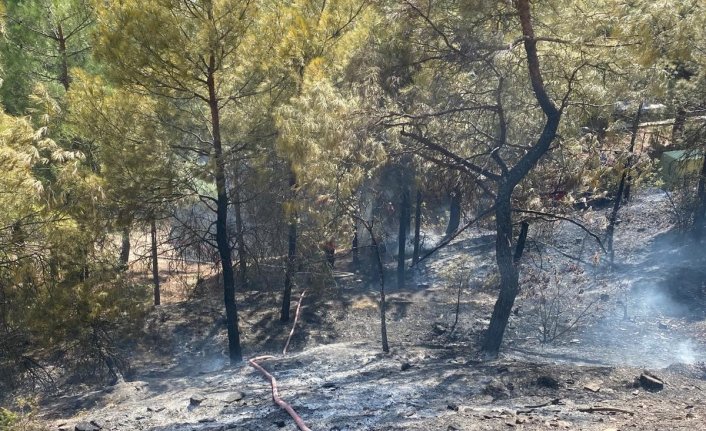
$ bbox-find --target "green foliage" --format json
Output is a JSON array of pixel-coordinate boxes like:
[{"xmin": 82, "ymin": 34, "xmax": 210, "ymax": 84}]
[{"xmin": 0, "ymin": 408, "xmax": 19, "ymax": 429}]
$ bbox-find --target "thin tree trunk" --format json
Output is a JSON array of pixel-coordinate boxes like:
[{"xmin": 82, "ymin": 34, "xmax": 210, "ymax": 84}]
[
  {"xmin": 281, "ymin": 171, "xmax": 297, "ymax": 323},
  {"xmin": 56, "ymin": 24, "xmax": 70, "ymax": 91},
  {"xmin": 352, "ymin": 222, "xmax": 359, "ymax": 267},
  {"xmin": 150, "ymin": 218, "xmax": 160, "ymax": 306},
  {"xmin": 412, "ymin": 190, "xmax": 422, "ymax": 265},
  {"xmin": 606, "ymin": 102, "xmax": 643, "ymax": 267},
  {"xmin": 233, "ymin": 181, "xmax": 247, "ymax": 291},
  {"xmin": 208, "ymin": 53, "xmax": 242, "ymax": 363},
  {"xmin": 368, "ymin": 224, "xmax": 389, "ymax": 353},
  {"xmin": 672, "ymin": 107, "xmax": 686, "ymax": 143},
  {"xmin": 445, "ymin": 187, "xmax": 462, "ymax": 238},
  {"xmin": 397, "ymin": 188, "xmax": 410, "ymax": 289},
  {"xmin": 693, "ymin": 149, "xmax": 706, "ymax": 238},
  {"xmin": 119, "ymin": 225, "xmax": 131, "ymax": 270}
]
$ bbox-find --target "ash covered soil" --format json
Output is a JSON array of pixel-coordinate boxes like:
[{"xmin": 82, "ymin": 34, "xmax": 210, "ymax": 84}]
[{"xmin": 41, "ymin": 190, "xmax": 706, "ymax": 431}]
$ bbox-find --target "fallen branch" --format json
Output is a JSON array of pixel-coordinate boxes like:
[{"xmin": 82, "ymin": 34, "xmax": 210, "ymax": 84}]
[
  {"xmin": 248, "ymin": 356, "xmax": 312, "ymax": 431},
  {"xmin": 523, "ymin": 398, "xmax": 561, "ymax": 409},
  {"xmin": 513, "ymin": 208, "xmax": 607, "ymax": 253},
  {"xmin": 283, "ymin": 289, "xmax": 307, "ymax": 355},
  {"xmin": 577, "ymin": 405, "xmax": 634, "ymax": 415},
  {"xmin": 411, "ymin": 205, "xmax": 496, "ymax": 268}
]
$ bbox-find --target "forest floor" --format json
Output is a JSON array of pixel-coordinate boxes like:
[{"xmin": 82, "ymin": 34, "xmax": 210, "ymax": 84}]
[{"xmin": 34, "ymin": 189, "xmax": 706, "ymax": 430}]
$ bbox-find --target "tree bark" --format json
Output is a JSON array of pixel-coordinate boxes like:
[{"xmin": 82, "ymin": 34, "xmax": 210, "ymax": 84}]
[
  {"xmin": 693, "ymin": 148, "xmax": 706, "ymax": 238},
  {"xmin": 368, "ymin": 223, "xmax": 389, "ymax": 353},
  {"xmin": 233, "ymin": 178, "xmax": 248, "ymax": 291},
  {"xmin": 352, "ymin": 222, "xmax": 360, "ymax": 267},
  {"xmin": 412, "ymin": 190, "xmax": 423, "ymax": 265},
  {"xmin": 672, "ymin": 107, "xmax": 686, "ymax": 144},
  {"xmin": 119, "ymin": 225, "xmax": 131, "ymax": 270},
  {"xmin": 606, "ymin": 102, "xmax": 643, "ymax": 267},
  {"xmin": 482, "ymin": 0, "xmax": 561, "ymax": 357},
  {"xmin": 56, "ymin": 23, "xmax": 70, "ymax": 91},
  {"xmin": 397, "ymin": 188, "xmax": 410, "ymax": 289},
  {"xmin": 482, "ymin": 190, "xmax": 519, "ymax": 355},
  {"xmin": 445, "ymin": 187, "xmax": 462, "ymax": 238},
  {"xmin": 208, "ymin": 53, "xmax": 242, "ymax": 363},
  {"xmin": 281, "ymin": 172, "xmax": 297, "ymax": 323},
  {"xmin": 150, "ymin": 218, "xmax": 160, "ymax": 306},
  {"xmin": 513, "ymin": 220, "xmax": 529, "ymax": 264}
]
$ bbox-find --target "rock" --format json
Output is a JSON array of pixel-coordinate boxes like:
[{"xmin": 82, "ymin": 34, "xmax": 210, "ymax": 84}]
[
  {"xmin": 147, "ymin": 405, "xmax": 165, "ymax": 412},
  {"xmin": 447, "ymin": 424, "xmax": 462, "ymax": 431},
  {"xmin": 274, "ymin": 420, "xmax": 286, "ymax": 428},
  {"xmin": 536, "ymin": 375, "xmax": 561, "ymax": 389},
  {"xmin": 400, "ymin": 361, "xmax": 412, "ymax": 371},
  {"xmin": 432, "ymin": 322, "xmax": 447, "ymax": 335},
  {"xmin": 322, "ymin": 382, "xmax": 338, "ymax": 389},
  {"xmin": 584, "ymin": 382, "xmax": 601, "ymax": 393},
  {"xmin": 224, "ymin": 392, "xmax": 245, "ymax": 403},
  {"xmin": 89, "ymin": 421, "xmax": 105, "ymax": 430},
  {"xmin": 190, "ymin": 393, "xmax": 206, "ymax": 406},
  {"xmin": 639, "ymin": 371, "xmax": 664, "ymax": 391},
  {"xmin": 198, "ymin": 417, "xmax": 216, "ymax": 423},
  {"xmin": 447, "ymin": 402, "xmax": 460, "ymax": 411},
  {"xmin": 399, "ymin": 407, "xmax": 416, "ymax": 417},
  {"xmin": 74, "ymin": 422, "xmax": 100, "ymax": 431},
  {"xmin": 483, "ymin": 378, "xmax": 510, "ymax": 400}
]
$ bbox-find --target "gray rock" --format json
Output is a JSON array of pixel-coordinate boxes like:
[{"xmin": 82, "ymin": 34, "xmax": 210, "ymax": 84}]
[
  {"xmin": 74, "ymin": 422, "xmax": 100, "ymax": 431},
  {"xmin": 190, "ymin": 393, "xmax": 206, "ymax": 406},
  {"xmin": 224, "ymin": 392, "xmax": 245, "ymax": 403}
]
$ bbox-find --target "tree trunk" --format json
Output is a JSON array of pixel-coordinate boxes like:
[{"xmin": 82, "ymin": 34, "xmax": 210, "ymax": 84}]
[
  {"xmin": 606, "ymin": 102, "xmax": 643, "ymax": 267},
  {"xmin": 412, "ymin": 190, "xmax": 422, "ymax": 265},
  {"xmin": 56, "ymin": 24, "xmax": 70, "ymax": 91},
  {"xmin": 445, "ymin": 187, "xmax": 462, "ymax": 238},
  {"xmin": 208, "ymin": 54, "xmax": 242, "ymax": 363},
  {"xmin": 119, "ymin": 225, "xmax": 131, "ymax": 270},
  {"xmin": 368, "ymin": 224, "xmax": 389, "ymax": 353},
  {"xmin": 233, "ymin": 173, "xmax": 248, "ymax": 291},
  {"xmin": 482, "ymin": 190, "xmax": 519, "ymax": 356},
  {"xmin": 513, "ymin": 220, "xmax": 529, "ymax": 264},
  {"xmin": 150, "ymin": 218, "xmax": 160, "ymax": 306},
  {"xmin": 693, "ymin": 149, "xmax": 706, "ymax": 238},
  {"xmin": 482, "ymin": 0, "xmax": 562, "ymax": 357},
  {"xmin": 397, "ymin": 188, "xmax": 410, "ymax": 289},
  {"xmin": 281, "ymin": 172, "xmax": 297, "ymax": 323},
  {"xmin": 672, "ymin": 107, "xmax": 686, "ymax": 144},
  {"xmin": 352, "ymin": 222, "xmax": 360, "ymax": 267}
]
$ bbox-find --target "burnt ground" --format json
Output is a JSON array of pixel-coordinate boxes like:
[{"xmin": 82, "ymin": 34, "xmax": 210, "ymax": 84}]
[{"xmin": 33, "ymin": 189, "xmax": 706, "ymax": 430}]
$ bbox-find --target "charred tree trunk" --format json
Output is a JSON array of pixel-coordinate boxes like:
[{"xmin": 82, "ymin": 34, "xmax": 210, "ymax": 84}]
[
  {"xmin": 119, "ymin": 225, "xmax": 131, "ymax": 270},
  {"xmin": 672, "ymin": 107, "xmax": 687, "ymax": 144},
  {"xmin": 233, "ymin": 175, "xmax": 248, "ymax": 291},
  {"xmin": 397, "ymin": 188, "xmax": 410, "ymax": 289},
  {"xmin": 693, "ymin": 149, "xmax": 706, "ymax": 238},
  {"xmin": 368, "ymin": 223, "xmax": 389, "ymax": 353},
  {"xmin": 208, "ymin": 54, "xmax": 242, "ymax": 363},
  {"xmin": 150, "ymin": 218, "xmax": 160, "ymax": 306},
  {"xmin": 412, "ymin": 190, "xmax": 423, "ymax": 265},
  {"xmin": 445, "ymin": 187, "xmax": 462, "ymax": 238},
  {"xmin": 513, "ymin": 220, "xmax": 529, "ymax": 264},
  {"xmin": 352, "ymin": 222, "xmax": 360, "ymax": 267},
  {"xmin": 482, "ymin": 190, "xmax": 520, "ymax": 355},
  {"xmin": 606, "ymin": 102, "xmax": 643, "ymax": 267},
  {"xmin": 482, "ymin": 0, "xmax": 561, "ymax": 357},
  {"xmin": 281, "ymin": 172, "xmax": 298, "ymax": 323}
]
